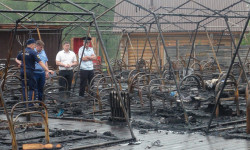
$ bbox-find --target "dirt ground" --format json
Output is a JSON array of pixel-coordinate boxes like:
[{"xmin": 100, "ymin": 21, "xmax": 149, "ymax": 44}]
[{"xmin": 1, "ymin": 77, "xmax": 250, "ymax": 149}]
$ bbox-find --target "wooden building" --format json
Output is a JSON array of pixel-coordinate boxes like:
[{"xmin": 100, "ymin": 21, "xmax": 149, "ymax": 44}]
[
  {"xmin": 0, "ymin": 24, "xmax": 64, "ymax": 68},
  {"xmin": 114, "ymin": 0, "xmax": 249, "ymax": 69}
]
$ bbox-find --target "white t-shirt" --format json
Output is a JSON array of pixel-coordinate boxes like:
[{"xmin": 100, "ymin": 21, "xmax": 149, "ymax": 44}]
[
  {"xmin": 56, "ymin": 50, "xmax": 77, "ymax": 70},
  {"xmin": 78, "ymin": 46, "xmax": 95, "ymax": 70}
]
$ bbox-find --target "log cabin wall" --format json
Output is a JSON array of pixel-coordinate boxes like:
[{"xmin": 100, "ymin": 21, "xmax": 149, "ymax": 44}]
[
  {"xmin": 119, "ymin": 31, "xmax": 247, "ymax": 70},
  {"xmin": 0, "ymin": 28, "xmax": 63, "ymax": 68}
]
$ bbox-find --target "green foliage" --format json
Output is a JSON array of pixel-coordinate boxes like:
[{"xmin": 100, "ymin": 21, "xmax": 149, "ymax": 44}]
[
  {"xmin": 0, "ymin": 0, "xmax": 119, "ymax": 59},
  {"xmin": 242, "ymin": 31, "xmax": 250, "ymax": 45}
]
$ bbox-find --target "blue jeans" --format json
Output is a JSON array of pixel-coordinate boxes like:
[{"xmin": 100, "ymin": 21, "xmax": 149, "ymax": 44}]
[
  {"xmin": 21, "ymin": 69, "xmax": 37, "ymax": 102},
  {"xmin": 34, "ymin": 71, "xmax": 45, "ymax": 101}
]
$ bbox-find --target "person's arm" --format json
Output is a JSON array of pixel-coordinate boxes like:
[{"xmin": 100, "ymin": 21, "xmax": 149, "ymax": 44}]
[
  {"xmin": 81, "ymin": 56, "xmax": 91, "ymax": 61},
  {"xmin": 16, "ymin": 53, "xmax": 22, "ymax": 67},
  {"xmin": 80, "ymin": 50, "xmax": 90, "ymax": 61},
  {"xmin": 70, "ymin": 53, "xmax": 78, "ymax": 67},
  {"xmin": 78, "ymin": 48, "xmax": 82, "ymax": 62},
  {"xmin": 69, "ymin": 61, "xmax": 78, "ymax": 67},
  {"xmin": 15, "ymin": 58, "xmax": 22, "ymax": 66},
  {"xmin": 89, "ymin": 49, "xmax": 96, "ymax": 60},
  {"xmin": 56, "ymin": 61, "xmax": 66, "ymax": 67},
  {"xmin": 34, "ymin": 51, "xmax": 53, "ymax": 74},
  {"xmin": 79, "ymin": 47, "xmax": 91, "ymax": 61},
  {"xmin": 45, "ymin": 62, "xmax": 49, "ymax": 78},
  {"xmin": 55, "ymin": 52, "xmax": 67, "ymax": 67},
  {"xmin": 89, "ymin": 54, "xmax": 97, "ymax": 60},
  {"xmin": 39, "ymin": 61, "xmax": 54, "ymax": 74}
]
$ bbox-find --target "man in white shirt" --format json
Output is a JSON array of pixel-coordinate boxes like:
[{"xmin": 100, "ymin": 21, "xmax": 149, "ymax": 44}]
[
  {"xmin": 56, "ymin": 41, "xmax": 78, "ymax": 92},
  {"xmin": 78, "ymin": 37, "xmax": 96, "ymax": 97}
]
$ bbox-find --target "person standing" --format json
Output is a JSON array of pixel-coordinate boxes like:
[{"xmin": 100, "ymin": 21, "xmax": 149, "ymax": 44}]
[
  {"xmin": 15, "ymin": 38, "xmax": 53, "ymax": 104},
  {"xmin": 78, "ymin": 37, "xmax": 96, "ymax": 97},
  {"xmin": 34, "ymin": 40, "xmax": 48, "ymax": 102},
  {"xmin": 56, "ymin": 41, "xmax": 78, "ymax": 92}
]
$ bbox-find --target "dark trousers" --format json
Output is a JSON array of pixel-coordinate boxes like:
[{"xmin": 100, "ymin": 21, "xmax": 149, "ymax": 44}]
[
  {"xmin": 21, "ymin": 69, "xmax": 36, "ymax": 102},
  {"xmin": 79, "ymin": 70, "xmax": 94, "ymax": 97},
  {"xmin": 34, "ymin": 71, "xmax": 45, "ymax": 101},
  {"xmin": 59, "ymin": 70, "xmax": 73, "ymax": 91}
]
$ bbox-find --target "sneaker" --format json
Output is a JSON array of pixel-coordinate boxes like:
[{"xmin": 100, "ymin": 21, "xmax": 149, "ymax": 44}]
[{"xmin": 55, "ymin": 109, "xmax": 64, "ymax": 117}]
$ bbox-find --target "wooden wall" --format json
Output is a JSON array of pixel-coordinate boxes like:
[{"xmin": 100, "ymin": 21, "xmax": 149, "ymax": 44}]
[
  {"xmin": 0, "ymin": 29, "xmax": 62, "ymax": 68},
  {"xmin": 119, "ymin": 32, "xmax": 245, "ymax": 70}
]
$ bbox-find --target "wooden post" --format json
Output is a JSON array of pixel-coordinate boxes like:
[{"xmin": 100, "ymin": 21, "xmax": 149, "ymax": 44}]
[
  {"xmin": 36, "ymin": 28, "xmax": 42, "ymax": 40},
  {"xmin": 176, "ymin": 40, "xmax": 179, "ymax": 60},
  {"xmin": 0, "ymin": 95, "xmax": 2, "ymax": 107},
  {"xmin": 176, "ymin": 40, "xmax": 180, "ymax": 82},
  {"xmin": 126, "ymin": 43, "xmax": 129, "ymax": 70},
  {"xmin": 205, "ymin": 29, "xmax": 222, "ymax": 73},
  {"xmin": 193, "ymin": 44, "xmax": 196, "ymax": 66},
  {"xmin": 231, "ymin": 42, "xmax": 234, "ymax": 60},
  {"xmin": 246, "ymin": 83, "xmax": 250, "ymax": 134}
]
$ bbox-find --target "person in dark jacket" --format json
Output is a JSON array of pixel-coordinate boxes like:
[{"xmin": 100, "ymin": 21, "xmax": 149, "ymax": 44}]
[{"xmin": 15, "ymin": 38, "xmax": 53, "ymax": 105}]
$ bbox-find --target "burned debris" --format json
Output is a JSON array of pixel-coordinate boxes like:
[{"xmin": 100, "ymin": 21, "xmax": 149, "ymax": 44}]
[{"xmin": 0, "ymin": 0, "xmax": 250, "ymax": 149}]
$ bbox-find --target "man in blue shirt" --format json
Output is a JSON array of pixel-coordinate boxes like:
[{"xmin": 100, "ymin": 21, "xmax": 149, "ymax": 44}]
[
  {"xmin": 34, "ymin": 40, "xmax": 48, "ymax": 102},
  {"xmin": 15, "ymin": 38, "xmax": 53, "ymax": 104}
]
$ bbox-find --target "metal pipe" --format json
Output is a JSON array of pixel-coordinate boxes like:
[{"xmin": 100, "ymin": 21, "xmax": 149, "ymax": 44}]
[
  {"xmin": 140, "ymin": 25, "xmax": 152, "ymax": 59},
  {"xmin": 153, "ymin": 13, "xmax": 189, "ymax": 124},
  {"xmin": 205, "ymin": 28, "xmax": 222, "ymax": 73},
  {"xmin": 11, "ymin": 101, "xmax": 50, "ymax": 143},
  {"xmin": 225, "ymin": 17, "xmax": 248, "ymax": 84},
  {"xmin": 237, "ymin": 47, "xmax": 250, "ymax": 84},
  {"xmin": 206, "ymin": 13, "xmax": 250, "ymax": 133},
  {"xmin": 114, "ymin": 32, "xmax": 124, "ymax": 60},
  {"xmin": 247, "ymin": 83, "xmax": 250, "ymax": 134},
  {"xmin": 126, "ymin": 33, "xmax": 138, "ymax": 65},
  {"xmin": 19, "ymin": 21, "xmax": 200, "ymax": 24},
  {"xmin": 185, "ymin": 22, "xmax": 199, "ymax": 76},
  {"xmin": 121, "ymin": 35, "xmax": 129, "ymax": 63},
  {"xmin": 63, "ymin": 0, "xmax": 96, "ymax": 13},
  {"xmin": 92, "ymin": 14, "xmax": 136, "ymax": 140},
  {"xmin": 63, "ymin": 0, "xmax": 136, "ymax": 140},
  {"xmin": 124, "ymin": 0, "xmax": 191, "ymax": 31},
  {"xmin": 192, "ymin": 0, "xmax": 244, "ymax": 33},
  {"xmin": 0, "ymin": 21, "xmax": 19, "ymax": 149},
  {"xmin": 216, "ymin": 30, "xmax": 225, "ymax": 55},
  {"xmin": 146, "ymin": 30, "xmax": 160, "ymax": 68},
  {"xmin": 0, "ymin": 9, "xmax": 93, "ymax": 15},
  {"xmin": 0, "ymin": 82, "xmax": 18, "ymax": 150},
  {"xmin": 156, "ymin": 12, "xmax": 248, "ymax": 19},
  {"xmin": 21, "ymin": 32, "xmax": 30, "ymax": 122},
  {"xmin": 19, "ymin": 0, "xmax": 49, "ymax": 21},
  {"xmin": 122, "ymin": 1, "xmax": 189, "ymax": 122},
  {"xmin": 148, "ymin": 35, "xmax": 161, "ymax": 74},
  {"xmin": 72, "ymin": 26, "xmax": 91, "ymax": 93},
  {"xmin": 95, "ymin": 0, "xmax": 125, "ymax": 20}
]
